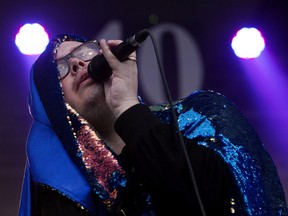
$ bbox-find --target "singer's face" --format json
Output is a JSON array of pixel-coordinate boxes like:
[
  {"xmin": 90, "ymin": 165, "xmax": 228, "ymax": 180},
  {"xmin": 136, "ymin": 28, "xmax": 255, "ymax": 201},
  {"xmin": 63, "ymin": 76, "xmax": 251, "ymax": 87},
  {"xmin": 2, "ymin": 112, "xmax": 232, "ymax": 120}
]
[{"xmin": 57, "ymin": 41, "xmax": 110, "ymax": 122}]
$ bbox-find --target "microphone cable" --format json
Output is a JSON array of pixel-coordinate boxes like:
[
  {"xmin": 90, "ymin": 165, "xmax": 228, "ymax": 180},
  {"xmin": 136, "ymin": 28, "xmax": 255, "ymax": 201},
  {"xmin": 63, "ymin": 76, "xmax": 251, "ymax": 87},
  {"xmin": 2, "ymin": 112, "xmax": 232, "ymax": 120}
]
[{"xmin": 144, "ymin": 29, "xmax": 206, "ymax": 216}]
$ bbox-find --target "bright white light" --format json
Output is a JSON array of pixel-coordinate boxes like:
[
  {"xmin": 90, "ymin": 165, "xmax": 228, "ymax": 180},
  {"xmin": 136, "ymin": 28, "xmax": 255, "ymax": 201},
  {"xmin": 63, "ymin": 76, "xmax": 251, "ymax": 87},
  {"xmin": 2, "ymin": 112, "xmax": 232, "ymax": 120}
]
[
  {"xmin": 231, "ymin": 27, "xmax": 265, "ymax": 59},
  {"xmin": 15, "ymin": 23, "xmax": 49, "ymax": 55}
]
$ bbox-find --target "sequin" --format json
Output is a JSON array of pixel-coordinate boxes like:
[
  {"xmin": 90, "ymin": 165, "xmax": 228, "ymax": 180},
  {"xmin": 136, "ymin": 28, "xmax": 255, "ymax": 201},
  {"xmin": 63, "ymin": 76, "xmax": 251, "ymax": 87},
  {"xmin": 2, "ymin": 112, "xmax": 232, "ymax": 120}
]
[
  {"xmin": 66, "ymin": 103, "xmax": 127, "ymax": 209},
  {"xmin": 150, "ymin": 90, "xmax": 288, "ymax": 215}
]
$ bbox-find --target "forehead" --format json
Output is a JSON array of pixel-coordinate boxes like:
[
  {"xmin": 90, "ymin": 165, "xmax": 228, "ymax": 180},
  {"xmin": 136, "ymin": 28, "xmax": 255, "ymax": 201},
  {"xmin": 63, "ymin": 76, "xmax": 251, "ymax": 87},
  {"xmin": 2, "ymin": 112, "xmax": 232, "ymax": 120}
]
[{"xmin": 56, "ymin": 41, "xmax": 83, "ymax": 59}]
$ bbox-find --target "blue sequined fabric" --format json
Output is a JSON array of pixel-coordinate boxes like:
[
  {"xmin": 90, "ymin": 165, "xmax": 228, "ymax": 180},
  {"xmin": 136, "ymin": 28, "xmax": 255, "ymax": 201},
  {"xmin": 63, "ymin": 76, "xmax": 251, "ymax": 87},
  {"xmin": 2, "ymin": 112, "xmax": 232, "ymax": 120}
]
[{"xmin": 149, "ymin": 90, "xmax": 288, "ymax": 215}]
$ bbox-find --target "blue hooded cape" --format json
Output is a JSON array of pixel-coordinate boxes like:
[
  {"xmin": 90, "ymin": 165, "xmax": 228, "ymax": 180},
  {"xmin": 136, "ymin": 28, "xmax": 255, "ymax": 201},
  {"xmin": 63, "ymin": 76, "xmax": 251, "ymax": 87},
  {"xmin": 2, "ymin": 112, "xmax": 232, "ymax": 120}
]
[
  {"xmin": 18, "ymin": 34, "xmax": 101, "ymax": 215},
  {"xmin": 18, "ymin": 34, "xmax": 288, "ymax": 215}
]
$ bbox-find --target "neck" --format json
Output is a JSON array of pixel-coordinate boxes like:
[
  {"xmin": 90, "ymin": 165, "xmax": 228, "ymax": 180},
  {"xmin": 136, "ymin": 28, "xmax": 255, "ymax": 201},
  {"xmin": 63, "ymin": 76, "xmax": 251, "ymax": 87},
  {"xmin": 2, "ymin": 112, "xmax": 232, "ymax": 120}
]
[
  {"xmin": 90, "ymin": 116, "xmax": 125, "ymax": 155},
  {"xmin": 83, "ymin": 105, "xmax": 126, "ymax": 155},
  {"xmin": 101, "ymin": 132, "xmax": 126, "ymax": 155}
]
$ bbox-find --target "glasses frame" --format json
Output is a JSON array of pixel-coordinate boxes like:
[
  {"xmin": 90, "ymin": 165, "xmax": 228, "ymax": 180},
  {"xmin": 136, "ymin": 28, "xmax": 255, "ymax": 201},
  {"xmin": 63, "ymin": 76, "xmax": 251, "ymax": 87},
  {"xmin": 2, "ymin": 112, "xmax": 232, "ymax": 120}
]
[{"xmin": 56, "ymin": 39, "xmax": 99, "ymax": 80}]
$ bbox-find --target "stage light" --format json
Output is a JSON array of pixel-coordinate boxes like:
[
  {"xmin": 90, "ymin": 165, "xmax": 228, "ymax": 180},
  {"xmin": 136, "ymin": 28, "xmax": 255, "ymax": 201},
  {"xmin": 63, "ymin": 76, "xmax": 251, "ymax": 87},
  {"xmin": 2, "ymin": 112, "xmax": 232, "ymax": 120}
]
[
  {"xmin": 15, "ymin": 23, "xmax": 49, "ymax": 55},
  {"xmin": 231, "ymin": 27, "xmax": 265, "ymax": 59}
]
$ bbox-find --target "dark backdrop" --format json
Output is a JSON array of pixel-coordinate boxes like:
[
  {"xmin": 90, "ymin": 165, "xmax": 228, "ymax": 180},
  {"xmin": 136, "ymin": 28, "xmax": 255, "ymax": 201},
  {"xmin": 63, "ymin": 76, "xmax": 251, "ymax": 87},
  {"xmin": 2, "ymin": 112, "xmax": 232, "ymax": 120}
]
[{"xmin": 1, "ymin": 0, "xmax": 287, "ymax": 215}]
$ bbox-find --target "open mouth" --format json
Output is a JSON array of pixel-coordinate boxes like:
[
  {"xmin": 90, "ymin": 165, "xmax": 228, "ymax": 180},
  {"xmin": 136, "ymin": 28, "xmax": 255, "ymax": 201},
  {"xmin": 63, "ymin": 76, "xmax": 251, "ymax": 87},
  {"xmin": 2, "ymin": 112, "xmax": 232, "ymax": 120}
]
[
  {"xmin": 76, "ymin": 73, "xmax": 91, "ymax": 90},
  {"xmin": 80, "ymin": 73, "xmax": 90, "ymax": 83}
]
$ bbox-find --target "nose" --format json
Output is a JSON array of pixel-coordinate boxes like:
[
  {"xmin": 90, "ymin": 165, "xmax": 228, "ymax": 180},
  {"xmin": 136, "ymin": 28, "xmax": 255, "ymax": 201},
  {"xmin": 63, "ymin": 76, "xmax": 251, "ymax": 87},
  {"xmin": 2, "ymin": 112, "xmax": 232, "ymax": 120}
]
[{"xmin": 69, "ymin": 58, "xmax": 88, "ymax": 75}]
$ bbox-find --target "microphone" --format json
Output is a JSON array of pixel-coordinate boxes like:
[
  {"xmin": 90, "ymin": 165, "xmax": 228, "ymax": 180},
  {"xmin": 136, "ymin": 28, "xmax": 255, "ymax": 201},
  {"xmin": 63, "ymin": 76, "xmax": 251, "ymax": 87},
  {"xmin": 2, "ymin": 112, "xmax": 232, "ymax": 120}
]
[{"xmin": 88, "ymin": 29, "xmax": 149, "ymax": 80}]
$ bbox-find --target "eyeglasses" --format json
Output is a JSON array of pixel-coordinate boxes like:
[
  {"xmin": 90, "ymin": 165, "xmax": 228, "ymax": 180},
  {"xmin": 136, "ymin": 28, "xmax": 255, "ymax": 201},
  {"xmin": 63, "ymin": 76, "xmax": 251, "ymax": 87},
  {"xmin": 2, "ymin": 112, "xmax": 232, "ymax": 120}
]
[{"xmin": 56, "ymin": 40, "xmax": 100, "ymax": 80}]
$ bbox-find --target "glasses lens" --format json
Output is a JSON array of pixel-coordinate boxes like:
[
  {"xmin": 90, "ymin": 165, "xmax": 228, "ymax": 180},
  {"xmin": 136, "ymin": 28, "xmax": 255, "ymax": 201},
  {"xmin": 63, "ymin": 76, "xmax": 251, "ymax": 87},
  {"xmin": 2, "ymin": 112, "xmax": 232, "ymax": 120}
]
[
  {"xmin": 73, "ymin": 41, "xmax": 100, "ymax": 61},
  {"xmin": 57, "ymin": 59, "xmax": 69, "ymax": 79}
]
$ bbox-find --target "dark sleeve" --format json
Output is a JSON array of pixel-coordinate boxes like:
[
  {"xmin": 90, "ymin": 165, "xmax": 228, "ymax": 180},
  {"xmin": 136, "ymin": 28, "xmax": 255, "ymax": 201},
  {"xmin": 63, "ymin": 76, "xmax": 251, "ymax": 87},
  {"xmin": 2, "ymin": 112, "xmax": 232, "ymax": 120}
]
[
  {"xmin": 32, "ymin": 184, "xmax": 91, "ymax": 216},
  {"xmin": 115, "ymin": 104, "xmax": 233, "ymax": 216}
]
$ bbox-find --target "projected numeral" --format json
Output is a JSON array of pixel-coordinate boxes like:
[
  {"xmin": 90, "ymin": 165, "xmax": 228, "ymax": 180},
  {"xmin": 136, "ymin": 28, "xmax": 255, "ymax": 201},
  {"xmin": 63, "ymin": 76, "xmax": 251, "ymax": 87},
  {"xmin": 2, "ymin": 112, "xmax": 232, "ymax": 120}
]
[{"xmin": 95, "ymin": 21, "xmax": 204, "ymax": 104}]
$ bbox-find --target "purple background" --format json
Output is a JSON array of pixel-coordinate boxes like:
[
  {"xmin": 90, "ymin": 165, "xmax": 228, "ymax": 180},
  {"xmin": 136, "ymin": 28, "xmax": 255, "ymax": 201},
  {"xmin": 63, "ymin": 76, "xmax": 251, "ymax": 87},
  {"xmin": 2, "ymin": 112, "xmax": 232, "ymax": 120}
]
[{"xmin": 0, "ymin": 1, "xmax": 287, "ymax": 215}]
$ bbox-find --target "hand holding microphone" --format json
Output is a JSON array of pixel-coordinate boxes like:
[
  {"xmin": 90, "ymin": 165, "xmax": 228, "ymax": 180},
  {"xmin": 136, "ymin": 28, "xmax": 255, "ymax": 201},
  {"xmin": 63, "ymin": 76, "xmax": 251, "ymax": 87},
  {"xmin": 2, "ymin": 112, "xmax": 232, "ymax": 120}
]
[
  {"xmin": 95, "ymin": 30, "xmax": 149, "ymax": 117},
  {"xmin": 88, "ymin": 29, "xmax": 149, "ymax": 80}
]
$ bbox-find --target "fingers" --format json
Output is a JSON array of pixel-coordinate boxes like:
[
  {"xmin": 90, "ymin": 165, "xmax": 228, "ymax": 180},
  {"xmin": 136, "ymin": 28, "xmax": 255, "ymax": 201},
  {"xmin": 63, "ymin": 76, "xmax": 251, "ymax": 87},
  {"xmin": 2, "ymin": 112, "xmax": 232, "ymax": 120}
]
[
  {"xmin": 99, "ymin": 39, "xmax": 137, "ymax": 64},
  {"xmin": 99, "ymin": 39, "xmax": 118, "ymax": 64},
  {"xmin": 106, "ymin": 39, "xmax": 123, "ymax": 46}
]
